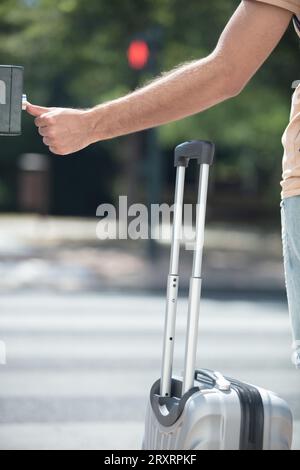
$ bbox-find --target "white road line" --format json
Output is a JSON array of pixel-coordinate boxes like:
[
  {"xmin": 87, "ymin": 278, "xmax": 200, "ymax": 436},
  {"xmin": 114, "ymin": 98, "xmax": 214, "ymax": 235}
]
[
  {"xmin": 0, "ymin": 336, "xmax": 292, "ymax": 361},
  {"xmin": 0, "ymin": 315, "xmax": 290, "ymax": 333},
  {"xmin": 0, "ymin": 421, "xmax": 144, "ymax": 450},
  {"xmin": 0, "ymin": 296, "xmax": 287, "ymax": 315},
  {"xmin": 0, "ymin": 421, "xmax": 298, "ymax": 451},
  {"xmin": 0, "ymin": 370, "xmax": 298, "ymax": 398}
]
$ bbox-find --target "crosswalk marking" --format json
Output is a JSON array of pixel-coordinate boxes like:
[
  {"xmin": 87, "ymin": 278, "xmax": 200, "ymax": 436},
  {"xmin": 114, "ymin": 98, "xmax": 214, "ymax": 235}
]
[
  {"xmin": 0, "ymin": 294, "xmax": 299, "ymax": 450},
  {"xmin": 0, "ymin": 422, "xmax": 144, "ymax": 451},
  {"xmin": 0, "ymin": 370, "xmax": 299, "ymax": 398}
]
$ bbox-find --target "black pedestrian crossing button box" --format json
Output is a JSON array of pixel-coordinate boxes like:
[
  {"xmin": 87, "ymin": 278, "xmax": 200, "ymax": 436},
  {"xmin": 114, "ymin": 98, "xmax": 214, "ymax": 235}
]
[{"xmin": 0, "ymin": 65, "xmax": 25, "ymax": 136}]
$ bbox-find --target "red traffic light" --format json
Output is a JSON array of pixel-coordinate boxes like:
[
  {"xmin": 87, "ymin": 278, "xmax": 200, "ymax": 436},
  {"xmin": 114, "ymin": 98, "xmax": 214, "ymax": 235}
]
[{"xmin": 127, "ymin": 40, "xmax": 150, "ymax": 70}]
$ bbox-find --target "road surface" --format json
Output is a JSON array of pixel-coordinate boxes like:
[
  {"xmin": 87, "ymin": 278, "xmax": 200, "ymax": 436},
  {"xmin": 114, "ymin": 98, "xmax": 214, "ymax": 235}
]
[{"xmin": 0, "ymin": 293, "xmax": 299, "ymax": 450}]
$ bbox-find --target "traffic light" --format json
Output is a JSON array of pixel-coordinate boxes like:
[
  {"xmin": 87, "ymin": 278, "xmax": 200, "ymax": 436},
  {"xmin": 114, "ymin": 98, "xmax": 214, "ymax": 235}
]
[{"xmin": 127, "ymin": 40, "xmax": 150, "ymax": 70}]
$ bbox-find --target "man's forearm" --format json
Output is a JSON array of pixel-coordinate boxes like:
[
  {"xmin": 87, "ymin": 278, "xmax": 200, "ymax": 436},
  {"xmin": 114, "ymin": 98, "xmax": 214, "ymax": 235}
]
[
  {"xmin": 87, "ymin": 0, "xmax": 292, "ymax": 143},
  {"xmin": 88, "ymin": 52, "xmax": 233, "ymax": 142}
]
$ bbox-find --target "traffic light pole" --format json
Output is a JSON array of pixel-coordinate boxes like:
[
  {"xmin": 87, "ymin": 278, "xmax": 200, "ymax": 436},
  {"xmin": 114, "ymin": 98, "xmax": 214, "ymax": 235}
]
[
  {"xmin": 127, "ymin": 28, "xmax": 164, "ymax": 261},
  {"xmin": 145, "ymin": 29, "xmax": 163, "ymax": 261},
  {"xmin": 146, "ymin": 126, "xmax": 162, "ymax": 260}
]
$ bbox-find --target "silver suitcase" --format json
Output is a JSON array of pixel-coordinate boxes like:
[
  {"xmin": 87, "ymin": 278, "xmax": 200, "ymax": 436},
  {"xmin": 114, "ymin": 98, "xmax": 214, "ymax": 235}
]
[{"xmin": 143, "ymin": 140, "xmax": 293, "ymax": 451}]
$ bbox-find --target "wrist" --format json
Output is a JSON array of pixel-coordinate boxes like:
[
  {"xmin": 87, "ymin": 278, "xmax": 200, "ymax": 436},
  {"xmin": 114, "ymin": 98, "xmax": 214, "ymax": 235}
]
[
  {"xmin": 83, "ymin": 108, "xmax": 99, "ymax": 144},
  {"xmin": 84, "ymin": 105, "xmax": 112, "ymax": 143}
]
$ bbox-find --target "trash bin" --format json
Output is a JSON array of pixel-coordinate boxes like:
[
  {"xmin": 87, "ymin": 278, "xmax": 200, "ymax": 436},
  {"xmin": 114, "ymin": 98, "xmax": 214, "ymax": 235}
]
[
  {"xmin": 0, "ymin": 65, "xmax": 26, "ymax": 136},
  {"xmin": 18, "ymin": 153, "xmax": 51, "ymax": 215}
]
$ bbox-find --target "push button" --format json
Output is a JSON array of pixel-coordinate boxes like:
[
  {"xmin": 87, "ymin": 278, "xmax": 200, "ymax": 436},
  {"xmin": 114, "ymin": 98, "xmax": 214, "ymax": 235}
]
[{"xmin": 0, "ymin": 65, "xmax": 25, "ymax": 136}]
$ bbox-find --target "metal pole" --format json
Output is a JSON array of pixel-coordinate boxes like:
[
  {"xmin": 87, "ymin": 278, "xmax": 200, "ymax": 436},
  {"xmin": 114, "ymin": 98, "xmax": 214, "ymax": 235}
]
[
  {"xmin": 160, "ymin": 166, "xmax": 186, "ymax": 397},
  {"xmin": 146, "ymin": 127, "xmax": 162, "ymax": 260},
  {"xmin": 182, "ymin": 164, "xmax": 210, "ymax": 394},
  {"xmin": 170, "ymin": 167, "xmax": 186, "ymax": 276}
]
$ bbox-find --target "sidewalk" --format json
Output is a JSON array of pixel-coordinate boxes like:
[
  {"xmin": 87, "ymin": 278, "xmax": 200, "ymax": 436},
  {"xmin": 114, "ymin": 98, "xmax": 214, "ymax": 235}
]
[{"xmin": 0, "ymin": 215, "xmax": 285, "ymax": 295}]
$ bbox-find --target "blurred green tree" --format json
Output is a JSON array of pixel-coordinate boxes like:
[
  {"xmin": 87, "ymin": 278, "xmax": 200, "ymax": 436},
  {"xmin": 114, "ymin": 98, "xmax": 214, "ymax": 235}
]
[{"xmin": 0, "ymin": 0, "xmax": 298, "ymax": 217}]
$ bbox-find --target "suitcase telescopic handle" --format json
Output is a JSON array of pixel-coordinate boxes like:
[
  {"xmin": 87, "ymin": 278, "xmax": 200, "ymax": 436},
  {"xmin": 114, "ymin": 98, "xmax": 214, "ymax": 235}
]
[
  {"xmin": 174, "ymin": 140, "xmax": 215, "ymax": 168},
  {"xmin": 160, "ymin": 140, "xmax": 215, "ymax": 398}
]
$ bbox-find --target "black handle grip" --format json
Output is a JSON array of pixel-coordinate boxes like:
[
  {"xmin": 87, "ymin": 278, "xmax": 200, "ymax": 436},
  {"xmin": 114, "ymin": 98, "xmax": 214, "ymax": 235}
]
[{"xmin": 174, "ymin": 140, "xmax": 215, "ymax": 168}]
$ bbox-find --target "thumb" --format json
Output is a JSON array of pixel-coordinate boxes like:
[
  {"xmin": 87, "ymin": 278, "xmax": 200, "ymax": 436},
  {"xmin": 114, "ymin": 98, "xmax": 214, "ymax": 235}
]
[{"xmin": 26, "ymin": 103, "xmax": 51, "ymax": 117}]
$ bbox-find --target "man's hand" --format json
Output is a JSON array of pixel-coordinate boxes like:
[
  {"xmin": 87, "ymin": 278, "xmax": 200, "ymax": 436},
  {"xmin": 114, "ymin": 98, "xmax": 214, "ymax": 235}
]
[{"xmin": 27, "ymin": 103, "xmax": 94, "ymax": 155}]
